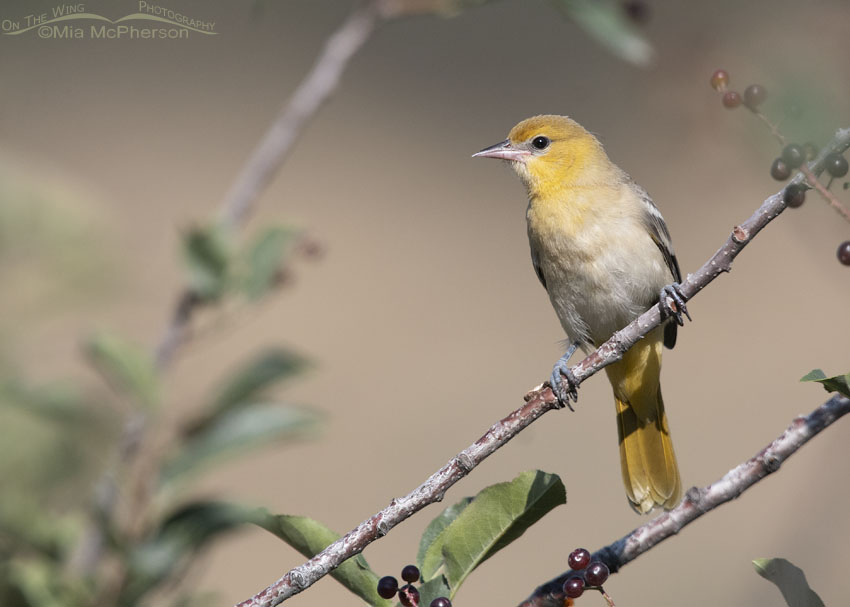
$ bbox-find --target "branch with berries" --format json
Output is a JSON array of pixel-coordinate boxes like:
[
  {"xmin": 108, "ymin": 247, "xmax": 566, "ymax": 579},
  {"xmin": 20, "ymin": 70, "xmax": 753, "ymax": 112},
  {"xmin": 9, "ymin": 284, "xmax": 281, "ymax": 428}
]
[
  {"xmin": 233, "ymin": 120, "xmax": 850, "ymax": 607},
  {"xmin": 520, "ymin": 391, "xmax": 850, "ymax": 607}
]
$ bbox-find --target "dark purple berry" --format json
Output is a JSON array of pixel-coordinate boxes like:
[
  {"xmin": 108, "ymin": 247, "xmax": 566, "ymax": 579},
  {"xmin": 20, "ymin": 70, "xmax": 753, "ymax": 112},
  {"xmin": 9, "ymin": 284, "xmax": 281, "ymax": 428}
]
[
  {"xmin": 781, "ymin": 144, "xmax": 805, "ymax": 169},
  {"xmin": 770, "ymin": 158, "xmax": 791, "ymax": 181},
  {"xmin": 838, "ymin": 241, "xmax": 850, "ymax": 266},
  {"xmin": 784, "ymin": 183, "xmax": 806, "ymax": 208},
  {"xmin": 722, "ymin": 91, "xmax": 742, "ymax": 109},
  {"xmin": 377, "ymin": 576, "xmax": 399, "ymax": 599},
  {"xmin": 803, "ymin": 143, "xmax": 818, "ymax": 161},
  {"xmin": 585, "ymin": 561, "xmax": 610, "ymax": 587},
  {"xmin": 563, "ymin": 577, "xmax": 584, "ymax": 599},
  {"xmin": 710, "ymin": 69, "xmax": 729, "ymax": 92},
  {"xmin": 825, "ymin": 153, "xmax": 849, "ymax": 178},
  {"xmin": 568, "ymin": 548, "xmax": 591, "ymax": 570},
  {"xmin": 401, "ymin": 565, "xmax": 420, "ymax": 584},
  {"xmin": 399, "ymin": 584, "xmax": 420, "ymax": 607},
  {"xmin": 743, "ymin": 84, "xmax": 767, "ymax": 109},
  {"xmin": 430, "ymin": 598, "xmax": 452, "ymax": 607}
]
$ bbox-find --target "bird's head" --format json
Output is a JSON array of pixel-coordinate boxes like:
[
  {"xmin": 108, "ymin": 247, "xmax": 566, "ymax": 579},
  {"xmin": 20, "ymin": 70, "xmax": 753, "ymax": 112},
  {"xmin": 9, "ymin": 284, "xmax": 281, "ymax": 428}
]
[{"xmin": 473, "ymin": 115, "xmax": 609, "ymax": 197}]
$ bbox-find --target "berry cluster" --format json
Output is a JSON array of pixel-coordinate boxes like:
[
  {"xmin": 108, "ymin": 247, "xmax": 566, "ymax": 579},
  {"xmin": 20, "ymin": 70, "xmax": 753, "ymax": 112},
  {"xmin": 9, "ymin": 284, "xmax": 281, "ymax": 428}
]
[
  {"xmin": 711, "ymin": 69, "xmax": 850, "ymax": 265},
  {"xmin": 377, "ymin": 565, "xmax": 451, "ymax": 607},
  {"xmin": 560, "ymin": 548, "xmax": 611, "ymax": 602},
  {"xmin": 710, "ymin": 69, "xmax": 766, "ymax": 112}
]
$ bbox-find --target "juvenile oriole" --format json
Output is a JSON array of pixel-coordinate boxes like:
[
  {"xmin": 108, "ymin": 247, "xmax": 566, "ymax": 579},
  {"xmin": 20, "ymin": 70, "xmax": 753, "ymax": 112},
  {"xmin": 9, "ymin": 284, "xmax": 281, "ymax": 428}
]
[{"xmin": 474, "ymin": 115, "xmax": 687, "ymax": 513}]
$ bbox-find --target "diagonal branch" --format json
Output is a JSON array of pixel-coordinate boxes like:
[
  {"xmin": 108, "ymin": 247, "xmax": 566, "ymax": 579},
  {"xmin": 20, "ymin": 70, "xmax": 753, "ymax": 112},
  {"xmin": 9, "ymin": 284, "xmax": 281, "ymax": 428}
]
[
  {"xmin": 520, "ymin": 392, "xmax": 850, "ymax": 607},
  {"xmin": 232, "ymin": 134, "xmax": 850, "ymax": 607}
]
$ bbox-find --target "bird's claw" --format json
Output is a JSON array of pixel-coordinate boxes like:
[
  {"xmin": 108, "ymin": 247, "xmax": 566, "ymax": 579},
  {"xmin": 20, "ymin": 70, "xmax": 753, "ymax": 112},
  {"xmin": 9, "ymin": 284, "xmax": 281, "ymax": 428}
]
[
  {"xmin": 549, "ymin": 346, "xmax": 579, "ymax": 410},
  {"xmin": 659, "ymin": 282, "xmax": 691, "ymax": 326}
]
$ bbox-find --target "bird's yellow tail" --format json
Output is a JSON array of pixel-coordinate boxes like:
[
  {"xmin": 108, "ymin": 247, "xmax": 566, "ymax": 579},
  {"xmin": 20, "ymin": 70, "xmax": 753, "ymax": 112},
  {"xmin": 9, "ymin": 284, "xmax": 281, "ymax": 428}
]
[{"xmin": 604, "ymin": 327, "xmax": 681, "ymax": 514}]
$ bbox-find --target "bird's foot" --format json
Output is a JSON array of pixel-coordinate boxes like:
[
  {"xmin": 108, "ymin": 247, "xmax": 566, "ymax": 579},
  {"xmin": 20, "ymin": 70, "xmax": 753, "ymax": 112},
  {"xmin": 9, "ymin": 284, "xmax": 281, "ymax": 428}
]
[
  {"xmin": 549, "ymin": 343, "xmax": 580, "ymax": 410},
  {"xmin": 659, "ymin": 282, "xmax": 691, "ymax": 326}
]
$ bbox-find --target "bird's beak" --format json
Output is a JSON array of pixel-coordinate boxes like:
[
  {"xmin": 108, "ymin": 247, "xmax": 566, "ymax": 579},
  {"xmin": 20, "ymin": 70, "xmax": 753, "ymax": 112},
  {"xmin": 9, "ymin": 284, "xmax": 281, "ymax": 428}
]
[{"xmin": 472, "ymin": 139, "xmax": 530, "ymax": 161}]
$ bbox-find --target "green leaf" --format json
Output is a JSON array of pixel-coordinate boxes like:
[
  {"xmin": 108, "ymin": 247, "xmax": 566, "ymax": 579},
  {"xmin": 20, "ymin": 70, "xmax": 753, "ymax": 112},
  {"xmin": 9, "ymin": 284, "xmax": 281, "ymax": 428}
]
[
  {"xmin": 551, "ymin": 0, "xmax": 654, "ymax": 66},
  {"xmin": 84, "ymin": 330, "xmax": 159, "ymax": 409},
  {"xmin": 418, "ymin": 575, "xmax": 452, "ymax": 607},
  {"xmin": 241, "ymin": 226, "xmax": 296, "ymax": 299},
  {"xmin": 424, "ymin": 470, "xmax": 566, "ymax": 595},
  {"xmin": 258, "ymin": 514, "xmax": 392, "ymax": 607},
  {"xmin": 199, "ymin": 348, "xmax": 308, "ymax": 428},
  {"xmin": 161, "ymin": 404, "xmax": 319, "ymax": 485},
  {"xmin": 753, "ymin": 558, "xmax": 825, "ymax": 607},
  {"xmin": 181, "ymin": 225, "xmax": 230, "ymax": 300},
  {"xmin": 800, "ymin": 369, "xmax": 850, "ymax": 398},
  {"xmin": 418, "ymin": 497, "xmax": 472, "ymax": 580},
  {"xmin": 122, "ymin": 501, "xmax": 262, "ymax": 604},
  {"xmin": 0, "ymin": 378, "xmax": 92, "ymax": 424}
]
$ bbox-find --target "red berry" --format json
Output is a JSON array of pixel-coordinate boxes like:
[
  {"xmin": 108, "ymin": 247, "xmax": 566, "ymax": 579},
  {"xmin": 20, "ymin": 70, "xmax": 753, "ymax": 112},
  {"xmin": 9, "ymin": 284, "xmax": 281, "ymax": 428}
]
[
  {"xmin": 838, "ymin": 241, "xmax": 850, "ymax": 266},
  {"xmin": 430, "ymin": 599, "xmax": 452, "ymax": 607},
  {"xmin": 743, "ymin": 84, "xmax": 767, "ymax": 109},
  {"xmin": 401, "ymin": 565, "xmax": 420, "ymax": 583},
  {"xmin": 399, "ymin": 584, "xmax": 420, "ymax": 607},
  {"xmin": 781, "ymin": 144, "xmax": 805, "ymax": 169},
  {"xmin": 825, "ymin": 153, "xmax": 849, "ymax": 178},
  {"xmin": 710, "ymin": 69, "xmax": 729, "ymax": 92},
  {"xmin": 783, "ymin": 183, "xmax": 806, "ymax": 208},
  {"xmin": 770, "ymin": 158, "xmax": 791, "ymax": 181},
  {"xmin": 722, "ymin": 91, "xmax": 742, "ymax": 109},
  {"xmin": 377, "ymin": 576, "xmax": 399, "ymax": 599},
  {"xmin": 563, "ymin": 577, "xmax": 585, "ymax": 599},
  {"xmin": 585, "ymin": 561, "xmax": 610, "ymax": 587},
  {"xmin": 568, "ymin": 548, "xmax": 591, "ymax": 570}
]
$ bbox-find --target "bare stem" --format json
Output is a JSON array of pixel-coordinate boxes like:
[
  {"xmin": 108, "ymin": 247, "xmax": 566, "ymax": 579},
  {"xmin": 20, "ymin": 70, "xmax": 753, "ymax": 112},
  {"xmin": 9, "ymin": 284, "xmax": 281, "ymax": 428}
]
[{"xmin": 231, "ymin": 128, "xmax": 850, "ymax": 607}]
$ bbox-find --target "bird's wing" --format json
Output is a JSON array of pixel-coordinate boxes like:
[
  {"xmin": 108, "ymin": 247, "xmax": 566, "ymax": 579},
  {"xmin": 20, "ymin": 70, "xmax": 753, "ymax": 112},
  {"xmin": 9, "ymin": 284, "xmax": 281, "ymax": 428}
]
[
  {"xmin": 634, "ymin": 183, "xmax": 681, "ymax": 350},
  {"xmin": 635, "ymin": 184, "xmax": 681, "ymax": 283},
  {"xmin": 529, "ymin": 241, "xmax": 547, "ymax": 291}
]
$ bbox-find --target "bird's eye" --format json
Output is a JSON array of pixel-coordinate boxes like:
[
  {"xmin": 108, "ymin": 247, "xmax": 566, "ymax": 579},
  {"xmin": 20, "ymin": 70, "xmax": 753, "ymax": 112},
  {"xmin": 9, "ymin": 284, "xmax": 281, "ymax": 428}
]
[{"xmin": 531, "ymin": 136, "xmax": 550, "ymax": 150}]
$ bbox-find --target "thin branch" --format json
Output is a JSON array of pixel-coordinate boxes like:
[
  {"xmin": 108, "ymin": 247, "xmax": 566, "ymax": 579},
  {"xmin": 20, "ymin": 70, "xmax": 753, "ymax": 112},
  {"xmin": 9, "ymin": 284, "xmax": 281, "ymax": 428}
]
[
  {"xmin": 800, "ymin": 164, "xmax": 850, "ymax": 223},
  {"xmin": 73, "ymin": 0, "xmax": 384, "ymax": 579},
  {"xmin": 520, "ymin": 393, "xmax": 850, "ymax": 607},
  {"xmin": 232, "ymin": 133, "xmax": 850, "ymax": 607},
  {"xmin": 157, "ymin": 1, "xmax": 383, "ymax": 369}
]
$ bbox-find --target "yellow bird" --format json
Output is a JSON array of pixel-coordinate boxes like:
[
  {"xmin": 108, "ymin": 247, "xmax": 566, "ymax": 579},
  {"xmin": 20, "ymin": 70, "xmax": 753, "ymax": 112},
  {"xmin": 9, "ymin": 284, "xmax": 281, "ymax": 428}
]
[{"xmin": 474, "ymin": 115, "xmax": 687, "ymax": 513}]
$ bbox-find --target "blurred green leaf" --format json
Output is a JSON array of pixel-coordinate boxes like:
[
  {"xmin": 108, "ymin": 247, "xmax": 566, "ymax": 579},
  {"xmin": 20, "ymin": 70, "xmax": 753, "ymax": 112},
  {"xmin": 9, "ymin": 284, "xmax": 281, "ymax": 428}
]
[
  {"xmin": 753, "ymin": 558, "xmax": 825, "ymax": 607},
  {"xmin": 241, "ymin": 226, "xmax": 296, "ymax": 299},
  {"xmin": 122, "ymin": 501, "xmax": 262, "ymax": 605},
  {"xmin": 800, "ymin": 369, "xmax": 850, "ymax": 398},
  {"xmin": 258, "ymin": 514, "xmax": 391, "ymax": 607},
  {"xmin": 423, "ymin": 470, "xmax": 565, "ymax": 595},
  {"xmin": 191, "ymin": 348, "xmax": 308, "ymax": 434},
  {"xmin": 0, "ymin": 378, "xmax": 91, "ymax": 424},
  {"xmin": 161, "ymin": 404, "xmax": 319, "ymax": 485},
  {"xmin": 551, "ymin": 0, "xmax": 653, "ymax": 66},
  {"xmin": 418, "ymin": 497, "xmax": 472, "ymax": 580},
  {"xmin": 181, "ymin": 225, "xmax": 230, "ymax": 300},
  {"xmin": 0, "ymin": 496, "xmax": 78, "ymax": 559},
  {"xmin": 84, "ymin": 331, "xmax": 159, "ymax": 409},
  {"xmin": 8, "ymin": 556, "xmax": 92, "ymax": 607}
]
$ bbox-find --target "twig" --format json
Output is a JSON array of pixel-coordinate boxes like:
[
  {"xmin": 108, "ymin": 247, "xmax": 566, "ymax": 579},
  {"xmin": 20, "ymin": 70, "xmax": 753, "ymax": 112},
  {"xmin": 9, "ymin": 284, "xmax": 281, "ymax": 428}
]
[
  {"xmin": 799, "ymin": 164, "xmax": 850, "ymax": 223},
  {"xmin": 519, "ymin": 393, "xmax": 850, "ymax": 607},
  {"xmin": 231, "ymin": 132, "xmax": 850, "ymax": 607}
]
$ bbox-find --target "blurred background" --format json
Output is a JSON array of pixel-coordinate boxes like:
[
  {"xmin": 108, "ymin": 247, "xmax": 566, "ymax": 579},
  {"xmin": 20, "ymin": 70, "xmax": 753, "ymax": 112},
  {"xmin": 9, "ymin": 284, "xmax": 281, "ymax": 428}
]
[{"xmin": 1, "ymin": 0, "xmax": 849, "ymax": 606}]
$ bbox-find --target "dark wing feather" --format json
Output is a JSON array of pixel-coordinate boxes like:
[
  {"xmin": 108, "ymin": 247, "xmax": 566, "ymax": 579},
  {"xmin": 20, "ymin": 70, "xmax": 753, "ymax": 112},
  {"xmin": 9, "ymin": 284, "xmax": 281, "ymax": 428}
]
[
  {"xmin": 530, "ymin": 242, "xmax": 547, "ymax": 291},
  {"xmin": 634, "ymin": 184, "xmax": 681, "ymax": 350}
]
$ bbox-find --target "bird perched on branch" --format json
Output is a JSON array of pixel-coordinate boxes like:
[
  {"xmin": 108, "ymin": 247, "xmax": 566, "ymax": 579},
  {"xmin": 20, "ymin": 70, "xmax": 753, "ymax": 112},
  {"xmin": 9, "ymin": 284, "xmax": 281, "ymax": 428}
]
[{"xmin": 474, "ymin": 115, "xmax": 688, "ymax": 513}]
